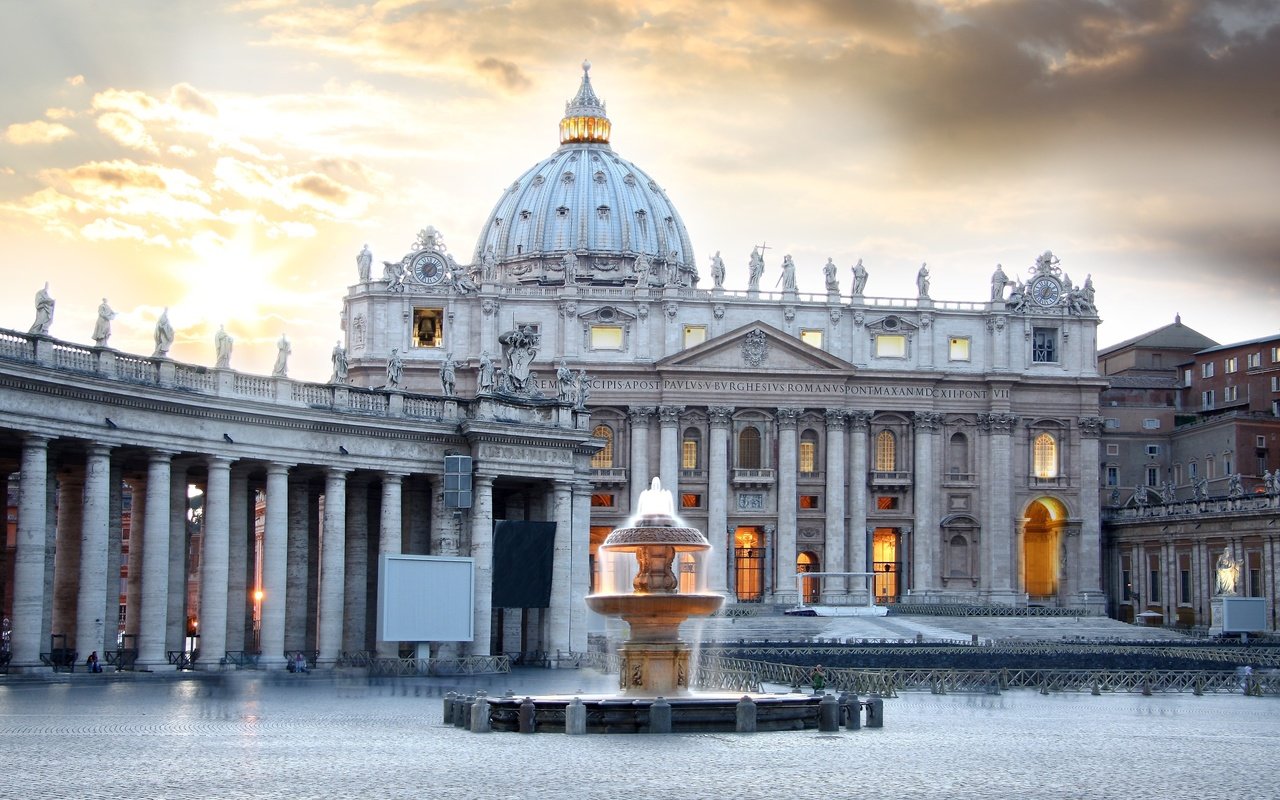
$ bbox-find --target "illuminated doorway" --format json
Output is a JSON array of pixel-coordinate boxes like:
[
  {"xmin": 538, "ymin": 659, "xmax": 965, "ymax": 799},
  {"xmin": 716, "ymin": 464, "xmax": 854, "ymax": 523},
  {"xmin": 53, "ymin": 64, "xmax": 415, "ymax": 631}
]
[
  {"xmin": 734, "ymin": 527, "xmax": 765, "ymax": 602},
  {"xmin": 589, "ymin": 525, "xmax": 613, "ymax": 593},
  {"xmin": 797, "ymin": 552, "xmax": 821, "ymax": 603},
  {"xmin": 872, "ymin": 528, "xmax": 900, "ymax": 603},
  {"xmin": 1022, "ymin": 497, "xmax": 1066, "ymax": 600}
]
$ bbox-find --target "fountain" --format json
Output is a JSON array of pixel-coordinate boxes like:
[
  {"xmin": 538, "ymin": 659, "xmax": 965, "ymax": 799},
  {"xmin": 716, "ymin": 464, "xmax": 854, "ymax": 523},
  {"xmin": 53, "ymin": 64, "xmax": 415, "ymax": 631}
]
[{"xmin": 482, "ymin": 478, "xmax": 835, "ymax": 733}]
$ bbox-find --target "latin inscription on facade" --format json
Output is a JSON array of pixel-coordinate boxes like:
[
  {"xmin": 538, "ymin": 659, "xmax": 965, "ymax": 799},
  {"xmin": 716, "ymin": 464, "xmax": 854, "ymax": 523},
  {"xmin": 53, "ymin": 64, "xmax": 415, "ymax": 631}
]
[
  {"xmin": 477, "ymin": 443, "xmax": 572, "ymax": 465},
  {"xmin": 576, "ymin": 377, "xmax": 1000, "ymax": 399}
]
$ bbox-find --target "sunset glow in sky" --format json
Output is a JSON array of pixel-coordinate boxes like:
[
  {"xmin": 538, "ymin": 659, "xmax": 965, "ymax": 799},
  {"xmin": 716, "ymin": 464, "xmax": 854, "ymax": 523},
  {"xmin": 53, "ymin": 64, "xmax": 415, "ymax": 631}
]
[{"xmin": 2, "ymin": 1, "xmax": 1277, "ymax": 380}]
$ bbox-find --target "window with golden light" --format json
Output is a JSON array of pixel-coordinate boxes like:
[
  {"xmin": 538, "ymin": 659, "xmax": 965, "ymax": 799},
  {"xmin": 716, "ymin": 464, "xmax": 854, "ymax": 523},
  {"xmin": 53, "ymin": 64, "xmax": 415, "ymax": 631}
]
[
  {"xmin": 1033, "ymin": 432, "xmax": 1057, "ymax": 478},
  {"xmin": 681, "ymin": 427, "xmax": 700, "ymax": 469},
  {"xmin": 799, "ymin": 429, "xmax": 818, "ymax": 473},
  {"xmin": 737, "ymin": 426, "xmax": 761, "ymax": 469},
  {"xmin": 590, "ymin": 424, "xmax": 614, "ymax": 468},
  {"xmin": 874, "ymin": 429, "xmax": 896, "ymax": 471}
]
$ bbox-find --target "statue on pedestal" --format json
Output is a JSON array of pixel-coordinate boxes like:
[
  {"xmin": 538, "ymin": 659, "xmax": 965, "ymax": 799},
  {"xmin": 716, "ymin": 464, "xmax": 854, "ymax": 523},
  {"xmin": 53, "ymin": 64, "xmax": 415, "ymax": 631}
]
[
  {"xmin": 272, "ymin": 334, "xmax": 291, "ymax": 377},
  {"xmin": 153, "ymin": 308, "xmax": 174, "ymax": 358},
  {"xmin": 330, "ymin": 342, "xmax": 348, "ymax": 383},
  {"xmin": 92, "ymin": 298, "xmax": 115, "ymax": 346},
  {"xmin": 556, "ymin": 358, "xmax": 576, "ymax": 404},
  {"xmin": 386, "ymin": 348, "xmax": 404, "ymax": 389},
  {"xmin": 990, "ymin": 264, "xmax": 1008, "ymax": 301},
  {"xmin": 778, "ymin": 255, "xmax": 797, "ymax": 292},
  {"xmin": 710, "ymin": 251, "xmax": 725, "ymax": 289},
  {"xmin": 1215, "ymin": 548, "xmax": 1241, "ymax": 596},
  {"xmin": 575, "ymin": 369, "xmax": 590, "ymax": 409},
  {"xmin": 823, "ymin": 258, "xmax": 839, "ymax": 293},
  {"xmin": 356, "ymin": 244, "xmax": 372, "ymax": 282},
  {"xmin": 851, "ymin": 259, "xmax": 868, "ymax": 296},
  {"xmin": 1227, "ymin": 472, "xmax": 1244, "ymax": 499},
  {"xmin": 30, "ymin": 283, "xmax": 55, "ymax": 336},
  {"xmin": 439, "ymin": 353, "xmax": 458, "ymax": 396},
  {"xmin": 214, "ymin": 325, "xmax": 233, "ymax": 368},
  {"xmin": 916, "ymin": 263, "xmax": 930, "ymax": 298},
  {"xmin": 747, "ymin": 248, "xmax": 764, "ymax": 291},
  {"xmin": 477, "ymin": 351, "xmax": 496, "ymax": 393},
  {"xmin": 480, "ymin": 245, "xmax": 497, "ymax": 283}
]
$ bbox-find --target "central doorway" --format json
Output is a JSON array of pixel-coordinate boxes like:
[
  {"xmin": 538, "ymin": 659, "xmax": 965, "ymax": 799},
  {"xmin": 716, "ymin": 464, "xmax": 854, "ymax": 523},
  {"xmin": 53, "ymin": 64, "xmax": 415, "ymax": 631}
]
[
  {"xmin": 734, "ymin": 526, "xmax": 765, "ymax": 602},
  {"xmin": 872, "ymin": 528, "xmax": 901, "ymax": 603}
]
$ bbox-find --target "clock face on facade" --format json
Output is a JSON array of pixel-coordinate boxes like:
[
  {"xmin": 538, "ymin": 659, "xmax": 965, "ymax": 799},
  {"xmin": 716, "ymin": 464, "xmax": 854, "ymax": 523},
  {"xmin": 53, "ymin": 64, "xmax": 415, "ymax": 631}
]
[
  {"xmin": 1030, "ymin": 275, "xmax": 1062, "ymax": 307},
  {"xmin": 410, "ymin": 251, "xmax": 446, "ymax": 285}
]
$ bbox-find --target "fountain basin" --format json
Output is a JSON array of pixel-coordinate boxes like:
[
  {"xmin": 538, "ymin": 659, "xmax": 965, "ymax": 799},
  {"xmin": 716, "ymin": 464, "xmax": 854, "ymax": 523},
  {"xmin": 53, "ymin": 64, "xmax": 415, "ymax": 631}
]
[
  {"xmin": 487, "ymin": 693, "xmax": 822, "ymax": 734},
  {"xmin": 585, "ymin": 593, "xmax": 724, "ymax": 641}
]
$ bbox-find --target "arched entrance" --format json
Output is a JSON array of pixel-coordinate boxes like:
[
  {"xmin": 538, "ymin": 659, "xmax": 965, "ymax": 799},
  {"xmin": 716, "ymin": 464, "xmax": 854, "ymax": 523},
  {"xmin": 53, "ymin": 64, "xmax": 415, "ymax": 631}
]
[
  {"xmin": 733, "ymin": 527, "xmax": 765, "ymax": 602},
  {"xmin": 1022, "ymin": 497, "xmax": 1068, "ymax": 602},
  {"xmin": 797, "ymin": 551, "xmax": 820, "ymax": 603},
  {"xmin": 872, "ymin": 528, "xmax": 901, "ymax": 603}
]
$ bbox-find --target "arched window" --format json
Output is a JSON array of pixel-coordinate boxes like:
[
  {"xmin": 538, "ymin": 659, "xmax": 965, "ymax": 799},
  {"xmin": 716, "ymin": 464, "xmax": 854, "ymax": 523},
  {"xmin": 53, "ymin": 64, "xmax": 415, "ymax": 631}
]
[
  {"xmin": 874, "ymin": 430, "xmax": 896, "ymax": 472},
  {"xmin": 591, "ymin": 424, "xmax": 614, "ymax": 468},
  {"xmin": 948, "ymin": 432, "xmax": 969, "ymax": 476},
  {"xmin": 948, "ymin": 534, "xmax": 970, "ymax": 577},
  {"xmin": 799, "ymin": 429, "xmax": 819, "ymax": 474},
  {"xmin": 737, "ymin": 426, "xmax": 761, "ymax": 469},
  {"xmin": 681, "ymin": 427, "xmax": 701, "ymax": 470},
  {"xmin": 1033, "ymin": 432, "xmax": 1057, "ymax": 478}
]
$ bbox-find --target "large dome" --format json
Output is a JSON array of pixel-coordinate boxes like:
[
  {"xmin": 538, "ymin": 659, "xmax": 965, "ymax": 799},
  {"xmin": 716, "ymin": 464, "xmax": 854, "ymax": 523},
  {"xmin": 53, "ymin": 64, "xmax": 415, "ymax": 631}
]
[{"xmin": 472, "ymin": 63, "xmax": 698, "ymax": 288}]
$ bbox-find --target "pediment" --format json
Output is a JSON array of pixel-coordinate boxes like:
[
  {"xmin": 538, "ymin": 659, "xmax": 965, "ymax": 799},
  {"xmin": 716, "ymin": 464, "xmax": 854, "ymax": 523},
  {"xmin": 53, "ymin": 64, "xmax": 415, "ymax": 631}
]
[
  {"xmin": 579, "ymin": 304, "xmax": 638, "ymax": 323},
  {"xmin": 656, "ymin": 321, "xmax": 856, "ymax": 373}
]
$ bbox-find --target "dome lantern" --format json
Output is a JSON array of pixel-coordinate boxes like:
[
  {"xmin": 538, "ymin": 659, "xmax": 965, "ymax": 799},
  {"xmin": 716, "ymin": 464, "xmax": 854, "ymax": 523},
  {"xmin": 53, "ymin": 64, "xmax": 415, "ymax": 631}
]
[{"xmin": 560, "ymin": 60, "xmax": 611, "ymax": 144}]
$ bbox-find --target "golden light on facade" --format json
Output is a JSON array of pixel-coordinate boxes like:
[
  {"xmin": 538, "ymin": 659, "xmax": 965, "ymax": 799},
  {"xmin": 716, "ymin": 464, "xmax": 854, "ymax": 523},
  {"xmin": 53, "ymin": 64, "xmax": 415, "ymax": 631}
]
[{"xmin": 560, "ymin": 114, "xmax": 611, "ymax": 144}]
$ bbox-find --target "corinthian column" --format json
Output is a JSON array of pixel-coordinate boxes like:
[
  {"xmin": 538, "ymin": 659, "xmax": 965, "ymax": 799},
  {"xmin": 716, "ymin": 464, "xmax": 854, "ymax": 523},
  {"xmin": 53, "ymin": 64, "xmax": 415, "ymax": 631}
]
[
  {"xmin": 628, "ymin": 407, "xmax": 655, "ymax": 507},
  {"xmin": 1075, "ymin": 416, "xmax": 1105, "ymax": 611},
  {"xmin": 707, "ymin": 406, "xmax": 733, "ymax": 594},
  {"xmin": 197, "ymin": 456, "xmax": 232, "ymax": 669},
  {"xmin": 317, "ymin": 468, "xmax": 348, "ymax": 666},
  {"xmin": 848, "ymin": 411, "xmax": 871, "ymax": 600},
  {"xmin": 658, "ymin": 405, "xmax": 683, "ymax": 495},
  {"xmin": 823, "ymin": 411, "xmax": 847, "ymax": 600},
  {"xmin": 136, "ymin": 450, "xmax": 174, "ymax": 669},
  {"xmin": 981, "ymin": 413, "xmax": 1018, "ymax": 601},
  {"xmin": 912, "ymin": 412, "xmax": 942, "ymax": 598},
  {"xmin": 259, "ymin": 463, "xmax": 291, "ymax": 668},
  {"xmin": 11, "ymin": 435, "xmax": 51, "ymax": 670},
  {"xmin": 774, "ymin": 408, "xmax": 801, "ymax": 602}
]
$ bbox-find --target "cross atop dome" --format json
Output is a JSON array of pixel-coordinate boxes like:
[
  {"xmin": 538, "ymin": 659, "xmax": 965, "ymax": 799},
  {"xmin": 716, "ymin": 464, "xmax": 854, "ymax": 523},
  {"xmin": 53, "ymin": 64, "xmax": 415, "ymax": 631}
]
[{"xmin": 560, "ymin": 60, "xmax": 611, "ymax": 144}]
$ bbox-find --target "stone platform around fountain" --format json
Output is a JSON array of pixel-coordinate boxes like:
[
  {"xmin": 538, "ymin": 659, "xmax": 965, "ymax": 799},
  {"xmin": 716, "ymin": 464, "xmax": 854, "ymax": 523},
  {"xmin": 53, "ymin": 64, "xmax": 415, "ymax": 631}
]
[{"xmin": 486, "ymin": 692, "xmax": 822, "ymax": 734}]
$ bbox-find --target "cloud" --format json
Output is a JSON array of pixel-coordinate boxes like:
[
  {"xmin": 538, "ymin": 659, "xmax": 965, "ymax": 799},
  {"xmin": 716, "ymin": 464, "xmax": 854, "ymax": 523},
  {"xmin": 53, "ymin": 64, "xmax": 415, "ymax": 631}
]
[
  {"xmin": 81, "ymin": 217, "xmax": 173, "ymax": 247},
  {"xmin": 475, "ymin": 57, "xmax": 531, "ymax": 91},
  {"xmin": 66, "ymin": 75, "xmax": 85, "ymax": 87},
  {"xmin": 5, "ymin": 120, "xmax": 75, "ymax": 144},
  {"xmin": 96, "ymin": 112, "xmax": 160, "ymax": 154},
  {"xmin": 169, "ymin": 82, "xmax": 219, "ymax": 116}
]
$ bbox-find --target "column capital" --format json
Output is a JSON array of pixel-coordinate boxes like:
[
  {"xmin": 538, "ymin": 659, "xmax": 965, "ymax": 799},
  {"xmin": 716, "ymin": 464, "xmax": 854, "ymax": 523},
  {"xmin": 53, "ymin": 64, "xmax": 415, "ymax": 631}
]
[
  {"xmin": 22, "ymin": 433, "xmax": 51, "ymax": 447},
  {"xmin": 474, "ymin": 474, "xmax": 496, "ymax": 488},
  {"xmin": 657, "ymin": 405, "xmax": 684, "ymax": 425},
  {"xmin": 848, "ymin": 410, "xmax": 872, "ymax": 430},
  {"xmin": 977, "ymin": 412, "xmax": 1018, "ymax": 433},
  {"xmin": 147, "ymin": 448, "xmax": 178, "ymax": 463},
  {"xmin": 912, "ymin": 411, "xmax": 944, "ymax": 432},
  {"xmin": 266, "ymin": 461, "xmax": 293, "ymax": 476},
  {"xmin": 325, "ymin": 466, "xmax": 351, "ymax": 480},
  {"xmin": 206, "ymin": 454, "xmax": 234, "ymax": 469},
  {"xmin": 86, "ymin": 442, "xmax": 114, "ymax": 458},
  {"xmin": 628, "ymin": 406, "xmax": 657, "ymax": 423},
  {"xmin": 824, "ymin": 409, "xmax": 847, "ymax": 430},
  {"xmin": 708, "ymin": 406, "xmax": 734, "ymax": 426},
  {"xmin": 1078, "ymin": 416, "xmax": 1106, "ymax": 438},
  {"xmin": 775, "ymin": 407, "xmax": 802, "ymax": 429}
]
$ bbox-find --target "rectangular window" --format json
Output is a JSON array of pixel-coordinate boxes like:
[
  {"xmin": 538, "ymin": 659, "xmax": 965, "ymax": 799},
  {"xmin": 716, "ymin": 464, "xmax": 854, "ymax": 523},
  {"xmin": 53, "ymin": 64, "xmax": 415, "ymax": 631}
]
[
  {"xmin": 1179, "ymin": 566, "xmax": 1191, "ymax": 605},
  {"xmin": 1146, "ymin": 465, "xmax": 1159, "ymax": 486},
  {"xmin": 1273, "ymin": 346, "xmax": 1280, "ymax": 362},
  {"xmin": 1106, "ymin": 443, "xmax": 1120, "ymax": 455},
  {"xmin": 1142, "ymin": 418, "xmax": 1160, "ymax": 429},
  {"xmin": 1202, "ymin": 390, "xmax": 1214, "ymax": 410},
  {"xmin": 1224, "ymin": 385, "xmax": 1238, "ymax": 402},
  {"xmin": 1272, "ymin": 376, "xmax": 1279, "ymax": 392},
  {"xmin": 875, "ymin": 334, "xmax": 906, "ymax": 358},
  {"xmin": 412, "ymin": 308, "xmax": 444, "ymax": 348},
  {"xmin": 1248, "ymin": 552, "xmax": 1263, "ymax": 598},
  {"xmin": 680, "ymin": 493, "xmax": 702, "ymax": 509},
  {"xmin": 1145, "ymin": 444, "xmax": 1161, "ymax": 456},
  {"xmin": 1105, "ymin": 466, "xmax": 1119, "ymax": 486},
  {"xmin": 1032, "ymin": 328, "xmax": 1057, "ymax": 363},
  {"xmin": 798, "ymin": 441, "xmax": 816, "ymax": 473},
  {"xmin": 1189, "ymin": 461, "xmax": 1197, "ymax": 479},
  {"xmin": 1225, "ymin": 356, "xmax": 1238, "ymax": 373},
  {"xmin": 681, "ymin": 439, "xmax": 698, "ymax": 470},
  {"xmin": 590, "ymin": 324, "xmax": 624, "ymax": 350},
  {"xmin": 800, "ymin": 329, "xmax": 823, "ymax": 348},
  {"xmin": 798, "ymin": 494, "xmax": 820, "ymax": 510},
  {"xmin": 1258, "ymin": 435, "xmax": 1267, "ymax": 448},
  {"xmin": 591, "ymin": 493, "xmax": 615, "ymax": 508},
  {"xmin": 1183, "ymin": 368, "xmax": 1192, "ymax": 387},
  {"xmin": 1105, "ymin": 418, "xmax": 1120, "ymax": 430},
  {"xmin": 1248, "ymin": 352, "xmax": 1261, "ymax": 368},
  {"xmin": 875, "ymin": 496, "xmax": 899, "ymax": 510},
  {"xmin": 948, "ymin": 337, "xmax": 971, "ymax": 361},
  {"xmin": 1202, "ymin": 362, "xmax": 1215, "ymax": 378},
  {"xmin": 682, "ymin": 325, "xmax": 707, "ymax": 348},
  {"xmin": 1120, "ymin": 557, "xmax": 1132, "ymax": 602},
  {"xmin": 1148, "ymin": 554, "xmax": 1161, "ymax": 604}
]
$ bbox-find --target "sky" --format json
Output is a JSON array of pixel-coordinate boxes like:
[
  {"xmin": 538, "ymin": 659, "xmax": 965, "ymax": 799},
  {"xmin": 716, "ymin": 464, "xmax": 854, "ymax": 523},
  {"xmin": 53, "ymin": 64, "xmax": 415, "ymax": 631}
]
[{"xmin": 1, "ymin": 0, "xmax": 1277, "ymax": 381}]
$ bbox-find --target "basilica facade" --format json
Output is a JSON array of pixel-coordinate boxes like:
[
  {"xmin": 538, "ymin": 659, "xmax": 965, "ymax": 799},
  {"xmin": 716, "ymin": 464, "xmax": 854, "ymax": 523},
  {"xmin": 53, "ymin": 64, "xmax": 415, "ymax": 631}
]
[{"xmin": 0, "ymin": 65, "xmax": 1109, "ymax": 673}]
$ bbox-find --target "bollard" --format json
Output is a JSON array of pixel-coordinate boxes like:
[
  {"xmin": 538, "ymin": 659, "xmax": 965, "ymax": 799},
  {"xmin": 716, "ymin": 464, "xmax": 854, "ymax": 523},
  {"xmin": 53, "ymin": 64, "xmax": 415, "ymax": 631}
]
[
  {"xmin": 866, "ymin": 696, "xmax": 884, "ymax": 728},
  {"xmin": 818, "ymin": 693, "xmax": 840, "ymax": 732},
  {"xmin": 518, "ymin": 697, "xmax": 537, "ymax": 734},
  {"xmin": 844, "ymin": 693, "xmax": 861, "ymax": 730},
  {"xmin": 1091, "ymin": 679, "xmax": 1101, "ymax": 696},
  {"xmin": 470, "ymin": 694, "xmax": 491, "ymax": 733},
  {"xmin": 565, "ymin": 697, "xmax": 587, "ymax": 735},
  {"xmin": 1141, "ymin": 681, "xmax": 1152, "ymax": 697},
  {"xmin": 971, "ymin": 633, "xmax": 979, "ymax": 646},
  {"xmin": 735, "ymin": 695, "xmax": 757, "ymax": 733},
  {"xmin": 648, "ymin": 696, "xmax": 672, "ymax": 734},
  {"xmin": 443, "ymin": 691, "xmax": 456, "ymax": 725},
  {"xmin": 458, "ymin": 696, "xmax": 473, "ymax": 729},
  {"xmin": 1193, "ymin": 679, "xmax": 1203, "ymax": 697}
]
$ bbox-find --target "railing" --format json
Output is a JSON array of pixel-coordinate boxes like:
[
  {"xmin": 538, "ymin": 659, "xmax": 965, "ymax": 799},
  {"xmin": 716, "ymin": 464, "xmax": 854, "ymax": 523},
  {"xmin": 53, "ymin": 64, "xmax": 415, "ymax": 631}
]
[
  {"xmin": 39, "ymin": 648, "xmax": 78, "ymax": 672},
  {"xmin": 367, "ymin": 654, "xmax": 511, "ymax": 676},
  {"xmin": 871, "ymin": 471, "xmax": 912, "ymax": 485},
  {"xmin": 1030, "ymin": 475, "xmax": 1069, "ymax": 488},
  {"xmin": 175, "ymin": 365, "xmax": 216, "ymax": 391},
  {"xmin": 890, "ymin": 603, "xmax": 1089, "ymax": 617},
  {"xmin": 167, "ymin": 650, "xmax": 196, "ymax": 670},
  {"xmin": 291, "ymin": 382, "xmax": 332, "ymax": 406},
  {"xmin": 402, "ymin": 396, "xmax": 444, "ymax": 417},
  {"xmin": 732, "ymin": 468, "xmax": 775, "ymax": 484},
  {"xmin": 0, "ymin": 330, "xmax": 35, "ymax": 361},
  {"xmin": 233, "ymin": 374, "xmax": 273, "ymax": 398},
  {"xmin": 347, "ymin": 390, "xmax": 389, "ymax": 414},
  {"xmin": 52, "ymin": 342, "xmax": 95, "ymax": 372},
  {"xmin": 679, "ymin": 468, "xmax": 706, "ymax": 480},
  {"xmin": 115, "ymin": 354, "xmax": 157, "ymax": 384},
  {"xmin": 222, "ymin": 650, "xmax": 260, "ymax": 669},
  {"xmin": 590, "ymin": 467, "xmax": 628, "ymax": 483},
  {"xmin": 106, "ymin": 648, "xmax": 138, "ymax": 670},
  {"xmin": 1106, "ymin": 493, "xmax": 1279, "ymax": 521}
]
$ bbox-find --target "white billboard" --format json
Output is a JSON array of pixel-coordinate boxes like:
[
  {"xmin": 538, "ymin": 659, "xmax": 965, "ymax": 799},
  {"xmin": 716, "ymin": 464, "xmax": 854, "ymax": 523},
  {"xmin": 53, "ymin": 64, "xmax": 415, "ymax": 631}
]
[{"xmin": 376, "ymin": 554, "xmax": 474, "ymax": 642}]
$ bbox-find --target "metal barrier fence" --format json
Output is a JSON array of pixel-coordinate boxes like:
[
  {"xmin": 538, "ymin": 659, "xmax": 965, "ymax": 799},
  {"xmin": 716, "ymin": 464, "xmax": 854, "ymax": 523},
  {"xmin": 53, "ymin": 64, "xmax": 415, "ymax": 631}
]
[
  {"xmin": 357, "ymin": 654, "xmax": 512, "ymax": 677},
  {"xmin": 704, "ymin": 642, "xmax": 1280, "ymax": 668}
]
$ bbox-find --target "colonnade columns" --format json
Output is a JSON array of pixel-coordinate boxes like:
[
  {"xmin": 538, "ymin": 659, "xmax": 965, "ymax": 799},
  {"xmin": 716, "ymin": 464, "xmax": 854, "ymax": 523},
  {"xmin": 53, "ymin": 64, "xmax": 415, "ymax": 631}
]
[
  {"xmin": 707, "ymin": 407, "xmax": 733, "ymax": 594},
  {"xmin": 775, "ymin": 408, "xmax": 800, "ymax": 601},
  {"xmin": 629, "ymin": 407, "xmax": 655, "ymax": 508},
  {"xmin": 823, "ymin": 411, "xmax": 847, "ymax": 600},
  {"xmin": 74, "ymin": 445, "xmax": 112, "ymax": 661},
  {"xmin": 11, "ymin": 435, "xmax": 51, "ymax": 669},
  {"xmin": 197, "ymin": 457, "xmax": 232, "ymax": 668},
  {"xmin": 469, "ymin": 474, "xmax": 495, "ymax": 657},
  {"xmin": 848, "ymin": 412, "xmax": 871, "ymax": 600},
  {"xmin": 136, "ymin": 450, "xmax": 174, "ymax": 669},
  {"xmin": 103, "ymin": 461, "xmax": 124, "ymax": 654},
  {"xmin": 343, "ymin": 476, "xmax": 370, "ymax": 654},
  {"xmin": 912, "ymin": 413, "xmax": 942, "ymax": 599},
  {"xmin": 317, "ymin": 468, "xmax": 348, "ymax": 666},
  {"xmin": 224, "ymin": 468, "xmax": 250, "ymax": 652},
  {"xmin": 124, "ymin": 478, "xmax": 144, "ymax": 638},
  {"xmin": 284, "ymin": 477, "xmax": 311, "ymax": 654},
  {"xmin": 1075, "ymin": 417, "xmax": 1106, "ymax": 611},
  {"xmin": 259, "ymin": 463, "xmax": 291, "ymax": 668},
  {"xmin": 983, "ymin": 413, "xmax": 1018, "ymax": 601},
  {"xmin": 52, "ymin": 468, "xmax": 84, "ymax": 642},
  {"xmin": 658, "ymin": 405, "xmax": 682, "ymax": 496},
  {"xmin": 547, "ymin": 479, "xmax": 574, "ymax": 655},
  {"xmin": 569, "ymin": 481, "xmax": 591, "ymax": 653},
  {"xmin": 166, "ymin": 465, "xmax": 189, "ymax": 652},
  {"xmin": 376, "ymin": 472, "xmax": 405, "ymax": 658}
]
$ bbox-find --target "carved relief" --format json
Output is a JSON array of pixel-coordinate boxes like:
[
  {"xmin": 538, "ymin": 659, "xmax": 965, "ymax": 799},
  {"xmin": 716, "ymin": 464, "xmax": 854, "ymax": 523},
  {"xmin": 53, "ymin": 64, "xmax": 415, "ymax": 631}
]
[
  {"xmin": 628, "ymin": 406, "xmax": 657, "ymax": 424},
  {"xmin": 1078, "ymin": 416, "xmax": 1105, "ymax": 437},
  {"xmin": 352, "ymin": 314, "xmax": 367, "ymax": 351},
  {"xmin": 742, "ymin": 329, "xmax": 769, "ymax": 367},
  {"xmin": 737, "ymin": 493, "xmax": 765, "ymax": 511},
  {"xmin": 664, "ymin": 302, "xmax": 679, "ymax": 319},
  {"xmin": 824, "ymin": 409, "xmax": 847, "ymax": 429},
  {"xmin": 713, "ymin": 303, "xmax": 725, "ymax": 319},
  {"xmin": 775, "ymin": 407, "xmax": 801, "ymax": 428},
  {"xmin": 848, "ymin": 410, "xmax": 872, "ymax": 430},
  {"xmin": 913, "ymin": 411, "xmax": 944, "ymax": 431},
  {"xmin": 658, "ymin": 405, "xmax": 684, "ymax": 424},
  {"xmin": 708, "ymin": 406, "xmax": 734, "ymax": 425}
]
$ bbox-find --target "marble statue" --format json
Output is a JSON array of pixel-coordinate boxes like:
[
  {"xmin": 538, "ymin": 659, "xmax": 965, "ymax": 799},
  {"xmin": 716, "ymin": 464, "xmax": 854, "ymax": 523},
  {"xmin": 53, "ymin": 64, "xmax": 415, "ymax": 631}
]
[
  {"xmin": 272, "ymin": 334, "xmax": 291, "ymax": 377},
  {"xmin": 747, "ymin": 248, "xmax": 764, "ymax": 291},
  {"xmin": 823, "ymin": 258, "xmax": 839, "ymax": 293},
  {"xmin": 556, "ymin": 358, "xmax": 576, "ymax": 404},
  {"xmin": 1133, "ymin": 485, "xmax": 1148, "ymax": 508},
  {"xmin": 92, "ymin": 298, "xmax": 115, "ymax": 346},
  {"xmin": 386, "ymin": 348, "xmax": 404, "ymax": 388},
  {"xmin": 990, "ymin": 264, "xmax": 1008, "ymax": 301},
  {"xmin": 477, "ymin": 350, "xmax": 496, "ymax": 393},
  {"xmin": 498, "ymin": 325, "xmax": 539, "ymax": 395},
  {"xmin": 1007, "ymin": 280, "xmax": 1028, "ymax": 313},
  {"xmin": 439, "ymin": 352, "xmax": 457, "ymax": 397},
  {"xmin": 382, "ymin": 259, "xmax": 401, "ymax": 283},
  {"xmin": 414, "ymin": 225, "xmax": 443, "ymax": 252},
  {"xmin": 153, "ymin": 308, "xmax": 174, "ymax": 358},
  {"xmin": 214, "ymin": 325, "xmax": 233, "ymax": 368},
  {"xmin": 356, "ymin": 244, "xmax": 372, "ymax": 282},
  {"xmin": 710, "ymin": 251, "xmax": 725, "ymax": 289},
  {"xmin": 480, "ymin": 245, "xmax": 497, "ymax": 283},
  {"xmin": 330, "ymin": 342, "xmax": 348, "ymax": 383},
  {"xmin": 450, "ymin": 259, "xmax": 478, "ymax": 294},
  {"xmin": 633, "ymin": 252, "xmax": 650, "ymax": 282},
  {"xmin": 916, "ymin": 263, "xmax": 930, "ymax": 298},
  {"xmin": 851, "ymin": 259, "xmax": 868, "ymax": 295},
  {"xmin": 1193, "ymin": 475, "xmax": 1209, "ymax": 501},
  {"xmin": 1263, "ymin": 469, "xmax": 1275, "ymax": 496},
  {"xmin": 778, "ymin": 255, "xmax": 797, "ymax": 292},
  {"xmin": 1082, "ymin": 274, "xmax": 1095, "ymax": 308},
  {"xmin": 1215, "ymin": 547, "xmax": 1241, "ymax": 596},
  {"xmin": 1227, "ymin": 472, "xmax": 1244, "ymax": 499},
  {"xmin": 575, "ymin": 369, "xmax": 589, "ymax": 409},
  {"xmin": 1160, "ymin": 482, "xmax": 1175, "ymax": 504},
  {"xmin": 30, "ymin": 283, "xmax": 54, "ymax": 336},
  {"xmin": 561, "ymin": 251, "xmax": 578, "ymax": 285}
]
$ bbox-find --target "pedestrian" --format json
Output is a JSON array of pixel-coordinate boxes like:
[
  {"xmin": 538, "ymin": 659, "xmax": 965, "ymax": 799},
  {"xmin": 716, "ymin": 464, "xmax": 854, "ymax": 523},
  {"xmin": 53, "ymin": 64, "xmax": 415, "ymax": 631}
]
[
  {"xmin": 86, "ymin": 651, "xmax": 102, "ymax": 673},
  {"xmin": 810, "ymin": 663, "xmax": 826, "ymax": 694},
  {"xmin": 294, "ymin": 652, "xmax": 308, "ymax": 674}
]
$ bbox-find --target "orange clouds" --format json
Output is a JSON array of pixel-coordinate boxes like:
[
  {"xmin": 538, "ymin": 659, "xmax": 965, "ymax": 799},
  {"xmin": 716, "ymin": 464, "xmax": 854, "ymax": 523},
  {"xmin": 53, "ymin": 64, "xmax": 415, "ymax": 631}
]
[{"xmin": 5, "ymin": 119, "xmax": 74, "ymax": 144}]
